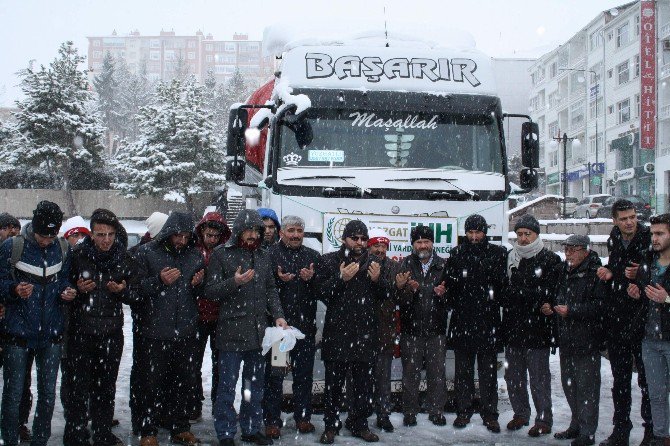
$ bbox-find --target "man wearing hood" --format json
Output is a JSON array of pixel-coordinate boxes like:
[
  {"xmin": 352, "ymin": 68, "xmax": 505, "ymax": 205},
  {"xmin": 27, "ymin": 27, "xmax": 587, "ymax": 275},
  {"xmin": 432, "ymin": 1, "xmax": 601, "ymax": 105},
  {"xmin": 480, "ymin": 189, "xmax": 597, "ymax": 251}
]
[
  {"xmin": 205, "ymin": 209, "xmax": 286, "ymax": 446},
  {"xmin": 315, "ymin": 220, "xmax": 389, "ymax": 444},
  {"xmin": 546, "ymin": 235, "xmax": 604, "ymax": 446},
  {"xmin": 258, "ymin": 208, "xmax": 280, "ymax": 249},
  {"xmin": 63, "ymin": 208, "xmax": 140, "ymax": 446},
  {"xmin": 190, "ymin": 211, "xmax": 231, "ymax": 421},
  {"xmin": 0, "ymin": 201, "xmax": 76, "ymax": 446},
  {"xmin": 503, "ymin": 214, "xmax": 562, "ymax": 438},
  {"xmin": 445, "ymin": 215, "xmax": 507, "ymax": 433},
  {"xmin": 134, "ymin": 212, "xmax": 205, "ymax": 446},
  {"xmin": 596, "ymin": 199, "xmax": 653, "ymax": 446}
]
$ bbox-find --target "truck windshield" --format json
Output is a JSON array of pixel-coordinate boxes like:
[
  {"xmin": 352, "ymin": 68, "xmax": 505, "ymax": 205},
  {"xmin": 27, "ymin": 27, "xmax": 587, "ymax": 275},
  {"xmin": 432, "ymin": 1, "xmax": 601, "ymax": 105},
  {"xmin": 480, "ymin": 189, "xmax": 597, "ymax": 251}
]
[{"xmin": 278, "ymin": 108, "xmax": 503, "ymax": 173}]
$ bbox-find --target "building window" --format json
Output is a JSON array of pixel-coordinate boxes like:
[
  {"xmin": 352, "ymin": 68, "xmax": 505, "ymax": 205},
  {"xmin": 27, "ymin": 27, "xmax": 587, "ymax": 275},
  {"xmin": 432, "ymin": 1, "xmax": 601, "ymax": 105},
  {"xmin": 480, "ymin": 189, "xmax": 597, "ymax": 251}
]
[
  {"xmin": 617, "ymin": 61, "xmax": 629, "ymax": 85},
  {"xmin": 635, "ymin": 15, "xmax": 640, "ymax": 35},
  {"xmin": 635, "ymin": 94, "xmax": 640, "ymax": 117},
  {"xmin": 150, "ymin": 51, "xmax": 160, "ymax": 61},
  {"xmin": 164, "ymin": 50, "xmax": 175, "ymax": 61},
  {"xmin": 549, "ymin": 151, "xmax": 559, "ymax": 167},
  {"xmin": 589, "ymin": 97, "xmax": 603, "ymax": 119},
  {"xmin": 617, "ymin": 99, "xmax": 630, "ymax": 124},
  {"xmin": 548, "ymin": 121, "xmax": 559, "ymax": 138},
  {"xmin": 549, "ymin": 62, "xmax": 557, "ymax": 78},
  {"xmin": 150, "ymin": 39, "xmax": 160, "ymax": 48},
  {"xmin": 224, "ymin": 55, "xmax": 236, "ymax": 63},
  {"xmin": 634, "ymin": 54, "xmax": 640, "ymax": 77},
  {"xmin": 589, "ymin": 30, "xmax": 603, "ymax": 51},
  {"xmin": 187, "ymin": 52, "xmax": 195, "ymax": 60},
  {"xmin": 589, "ymin": 62, "xmax": 602, "ymax": 83},
  {"xmin": 248, "ymin": 43, "xmax": 260, "ymax": 52},
  {"xmin": 188, "ymin": 40, "xmax": 196, "ymax": 48},
  {"xmin": 570, "ymin": 71, "xmax": 583, "ymax": 94},
  {"xmin": 570, "ymin": 100, "xmax": 585, "ymax": 128},
  {"xmin": 529, "ymin": 96, "xmax": 538, "ymax": 112},
  {"xmin": 225, "ymin": 43, "xmax": 236, "ymax": 52},
  {"xmin": 92, "ymin": 51, "xmax": 102, "ymax": 59},
  {"xmin": 205, "ymin": 43, "xmax": 213, "ymax": 51},
  {"xmin": 616, "ymin": 22, "xmax": 629, "ymax": 48},
  {"xmin": 608, "ymin": 105, "xmax": 614, "ymax": 115},
  {"xmin": 588, "ymin": 133, "xmax": 603, "ymax": 155},
  {"xmin": 206, "ymin": 54, "xmax": 213, "ymax": 62},
  {"xmin": 93, "ymin": 40, "xmax": 101, "ymax": 47}
]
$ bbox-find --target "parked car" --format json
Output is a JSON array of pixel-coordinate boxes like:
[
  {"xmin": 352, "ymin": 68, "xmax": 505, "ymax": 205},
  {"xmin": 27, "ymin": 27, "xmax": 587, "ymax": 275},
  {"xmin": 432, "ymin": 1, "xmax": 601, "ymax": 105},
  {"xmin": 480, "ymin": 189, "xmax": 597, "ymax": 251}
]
[
  {"xmin": 562, "ymin": 197, "xmax": 579, "ymax": 218},
  {"xmin": 595, "ymin": 195, "xmax": 652, "ymax": 221},
  {"xmin": 572, "ymin": 194, "xmax": 612, "ymax": 218}
]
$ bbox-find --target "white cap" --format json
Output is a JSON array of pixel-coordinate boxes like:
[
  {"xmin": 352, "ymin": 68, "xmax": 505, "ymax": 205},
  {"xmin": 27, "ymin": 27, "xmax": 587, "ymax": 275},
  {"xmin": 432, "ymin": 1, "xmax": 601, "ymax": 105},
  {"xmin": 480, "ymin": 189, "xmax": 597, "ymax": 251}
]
[
  {"xmin": 59, "ymin": 216, "xmax": 88, "ymax": 237},
  {"xmin": 145, "ymin": 212, "xmax": 169, "ymax": 238}
]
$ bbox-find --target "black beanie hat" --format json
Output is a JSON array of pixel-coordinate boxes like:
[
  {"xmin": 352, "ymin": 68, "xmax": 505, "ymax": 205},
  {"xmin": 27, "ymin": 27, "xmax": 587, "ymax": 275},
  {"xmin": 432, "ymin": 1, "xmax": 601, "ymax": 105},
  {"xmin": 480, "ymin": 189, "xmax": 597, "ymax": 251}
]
[
  {"xmin": 0, "ymin": 212, "xmax": 20, "ymax": 229},
  {"xmin": 342, "ymin": 220, "xmax": 368, "ymax": 240},
  {"xmin": 411, "ymin": 225, "xmax": 434, "ymax": 244},
  {"xmin": 32, "ymin": 201, "xmax": 63, "ymax": 237},
  {"xmin": 464, "ymin": 214, "xmax": 488, "ymax": 234},
  {"xmin": 514, "ymin": 214, "xmax": 541, "ymax": 235}
]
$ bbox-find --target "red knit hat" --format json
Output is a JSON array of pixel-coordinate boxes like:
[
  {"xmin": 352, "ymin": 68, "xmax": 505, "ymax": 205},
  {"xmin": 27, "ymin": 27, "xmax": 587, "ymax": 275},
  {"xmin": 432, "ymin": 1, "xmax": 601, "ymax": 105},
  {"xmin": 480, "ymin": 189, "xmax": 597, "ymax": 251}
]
[
  {"xmin": 64, "ymin": 226, "xmax": 90, "ymax": 239},
  {"xmin": 367, "ymin": 229, "xmax": 390, "ymax": 247}
]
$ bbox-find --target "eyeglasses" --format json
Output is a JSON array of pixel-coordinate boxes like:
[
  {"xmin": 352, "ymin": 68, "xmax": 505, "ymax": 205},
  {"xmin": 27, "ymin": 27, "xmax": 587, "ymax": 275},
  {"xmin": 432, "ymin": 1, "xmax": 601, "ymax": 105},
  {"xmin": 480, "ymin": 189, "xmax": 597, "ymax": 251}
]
[
  {"xmin": 93, "ymin": 231, "xmax": 116, "ymax": 239},
  {"xmin": 348, "ymin": 236, "xmax": 369, "ymax": 242},
  {"xmin": 564, "ymin": 246, "xmax": 585, "ymax": 254}
]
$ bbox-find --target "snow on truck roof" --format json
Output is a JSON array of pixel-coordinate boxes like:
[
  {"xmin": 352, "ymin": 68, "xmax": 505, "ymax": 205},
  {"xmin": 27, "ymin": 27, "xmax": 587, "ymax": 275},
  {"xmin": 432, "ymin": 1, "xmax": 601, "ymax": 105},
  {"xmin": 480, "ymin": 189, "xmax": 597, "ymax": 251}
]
[{"xmin": 265, "ymin": 22, "xmax": 498, "ymax": 98}]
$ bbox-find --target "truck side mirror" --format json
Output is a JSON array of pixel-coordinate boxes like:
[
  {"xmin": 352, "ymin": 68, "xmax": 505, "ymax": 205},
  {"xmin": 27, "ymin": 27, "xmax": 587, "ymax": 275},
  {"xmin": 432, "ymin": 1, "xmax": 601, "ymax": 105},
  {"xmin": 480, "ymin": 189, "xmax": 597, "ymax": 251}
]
[
  {"xmin": 519, "ymin": 167, "xmax": 538, "ymax": 190},
  {"xmin": 521, "ymin": 122, "xmax": 540, "ymax": 168},
  {"xmin": 283, "ymin": 111, "xmax": 313, "ymax": 149},
  {"xmin": 226, "ymin": 107, "xmax": 249, "ymax": 156},
  {"xmin": 226, "ymin": 159, "xmax": 246, "ymax": 182}
]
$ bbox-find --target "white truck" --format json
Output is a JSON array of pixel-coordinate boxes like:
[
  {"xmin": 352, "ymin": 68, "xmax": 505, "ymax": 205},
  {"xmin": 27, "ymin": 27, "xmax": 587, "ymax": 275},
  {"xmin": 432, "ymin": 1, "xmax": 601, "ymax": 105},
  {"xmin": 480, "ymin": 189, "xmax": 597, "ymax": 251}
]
[{"xmin": 225, "ymin": 29, "xmax": 539, "ymax": 403}]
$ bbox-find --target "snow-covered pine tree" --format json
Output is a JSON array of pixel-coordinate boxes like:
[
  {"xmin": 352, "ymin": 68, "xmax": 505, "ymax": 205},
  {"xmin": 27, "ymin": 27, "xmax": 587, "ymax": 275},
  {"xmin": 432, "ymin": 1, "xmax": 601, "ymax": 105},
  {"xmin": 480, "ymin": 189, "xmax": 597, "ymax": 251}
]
[
  {"xmin": 93, "ymin": 51, "xmax": 121, "ymax": 154},
  {"xmin": 114, "ymin": 76, "xmax": 226, "ymax": 216},
  {"xmin": 13, "ymin": 41, "xmax": 105, "ymax": 215},
  {"xmin": 114, "ymin": 58, "xmax": 153, "ymax": 144}
]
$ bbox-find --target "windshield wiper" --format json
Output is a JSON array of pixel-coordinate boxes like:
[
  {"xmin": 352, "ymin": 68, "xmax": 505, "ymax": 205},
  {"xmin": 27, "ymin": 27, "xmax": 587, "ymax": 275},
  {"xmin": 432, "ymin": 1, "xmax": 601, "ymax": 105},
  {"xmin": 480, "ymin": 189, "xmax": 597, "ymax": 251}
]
[
  {"xmin": 282, "ymin": 175, "xmax": 377, "ymax": 197},
  {"xmin": 385, "ymin": 177, "xmax": 480, "ymax": 200}
]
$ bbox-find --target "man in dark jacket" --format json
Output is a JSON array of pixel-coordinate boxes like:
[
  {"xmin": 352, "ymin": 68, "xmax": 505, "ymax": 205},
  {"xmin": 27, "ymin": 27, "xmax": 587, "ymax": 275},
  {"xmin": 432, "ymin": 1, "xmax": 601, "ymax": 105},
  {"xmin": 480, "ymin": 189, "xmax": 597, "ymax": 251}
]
[
  {"xmin": 205, "ymin": 209, "xmax": 286, "ymax": 446},
  {"xmin": 547, "ymin": 235, "xmax": 604, "ymax": 446},
  {"xmin": 0, "ymin": 201, "xmax": 76, "ymax": 446},
  {"xmin": 258, "ymin": 208, "xmax": 280, "ymax": 249},
  {"xmin": 191, "ymin": 211, "xmax": 231, "ymax": 421},
  {"xmin": 627, "ymin": 213, "xmax": 670, "ymax": 445},
  {"xmin": 134, "ymin": 212, "xmax": 205, "ymax": 446},
  {"xmin": 446, "ymin": 215, "xmax": 507, "ymax": 433},
  {"xmin": 596, "ymin": 199, "xmax": 653, "ymax": 446},
  {"xmin": 262, "ymin": 215, "xmax": 321, "ymax": 439},
  {"xmin": 367, "ymin": 229, "xmax": 401, "ymax": 433},
  {"xmin": 63, "ymin": 208, "xmax": 139, "ymax": 446},
  {"xmin": 504, "ymin": 214, "xmax": 562, "ymax": 437},
  {"xmin": 396, "ymin": 224, "xmax": 448, "ymax": 428},
  {"xmin": 315, "ymin": 220, "xmax": 388, "ymax": 444}
]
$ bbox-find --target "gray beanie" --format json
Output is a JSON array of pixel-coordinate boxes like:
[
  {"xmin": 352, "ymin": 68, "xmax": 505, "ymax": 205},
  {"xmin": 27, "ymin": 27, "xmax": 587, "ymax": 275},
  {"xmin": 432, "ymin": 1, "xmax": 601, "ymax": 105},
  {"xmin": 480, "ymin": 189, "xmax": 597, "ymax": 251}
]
[{"xmin": 514, "ymin": 214, "xmax": 541, "ymax": 235}]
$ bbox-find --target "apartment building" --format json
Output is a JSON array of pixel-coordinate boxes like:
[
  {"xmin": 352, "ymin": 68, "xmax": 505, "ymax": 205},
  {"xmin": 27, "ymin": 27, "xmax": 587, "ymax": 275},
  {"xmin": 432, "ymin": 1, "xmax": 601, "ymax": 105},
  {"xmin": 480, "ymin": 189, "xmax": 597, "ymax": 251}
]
[{"xmin": 528, "ymin": 0, "xmax": 670, "ymax": 211}]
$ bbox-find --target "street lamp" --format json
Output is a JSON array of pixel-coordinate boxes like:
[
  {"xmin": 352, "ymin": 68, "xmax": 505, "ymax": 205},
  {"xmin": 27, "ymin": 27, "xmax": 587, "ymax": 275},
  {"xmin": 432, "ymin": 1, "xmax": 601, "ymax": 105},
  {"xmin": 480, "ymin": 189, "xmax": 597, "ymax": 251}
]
[{"xmin": 550, "ymin": 132, "xmax": 582, "ymax": 217}]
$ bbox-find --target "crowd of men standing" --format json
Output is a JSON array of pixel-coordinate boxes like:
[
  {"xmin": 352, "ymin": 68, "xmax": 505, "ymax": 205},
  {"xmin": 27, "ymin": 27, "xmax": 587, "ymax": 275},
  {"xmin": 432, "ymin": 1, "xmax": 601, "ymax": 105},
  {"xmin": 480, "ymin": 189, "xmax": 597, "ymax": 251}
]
[{"xmin": 0, "ymin": 198, "xmax": 669, "ymax": 446}]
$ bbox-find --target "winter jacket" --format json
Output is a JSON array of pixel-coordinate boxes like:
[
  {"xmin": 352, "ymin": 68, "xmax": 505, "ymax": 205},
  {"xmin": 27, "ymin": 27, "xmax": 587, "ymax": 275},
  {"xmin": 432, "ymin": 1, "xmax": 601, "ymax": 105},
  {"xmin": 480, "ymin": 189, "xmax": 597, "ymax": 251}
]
[
  {"xmin": 204, "ymin": 210, "xmax": 284, "ymax": 352},
  {"xmin": 377, "ymin": 256, "xmax": 401, "ymax": 354},
  {"xmin": 68, "ymin": 230, "xmax": 140, "ymax": 337},
  {"xmin": 268, "ymin": 240, "xmax": 321, "ymax": 338},
  {"xmin": 0, "ymin": 223, "xmax": 72, "ymax": 348},
  {"xmin": 195, "ymin": 212, "xmax": 231, "ymax": 323},
  {"xmin": 445, "ymin": 240, "xmax": 508, "ymax": 352},
  {"xmin": 315, "ymin": 247, "xmax": 389, "ymax": 363},
  {"xmin": 634, "ymin": 251, "xmax": 670, "ymax": 341},
  {"xmin": 553, "ymin": 251, "xmax": 605, "ymax": 355},
  {"xmin": 134, "ymin": 212, "xmax": 204, "ymax": 341},
  {"xmin": 502, "ymin": 247, "xmax": 562, "ymax": 349},
  {"xmin": 603, "ymin": 224, "xmax": 651, "ymax": 344},
  {"xmin": 396, "ymin": 252, "xmax": 448, "ymax": 338}
]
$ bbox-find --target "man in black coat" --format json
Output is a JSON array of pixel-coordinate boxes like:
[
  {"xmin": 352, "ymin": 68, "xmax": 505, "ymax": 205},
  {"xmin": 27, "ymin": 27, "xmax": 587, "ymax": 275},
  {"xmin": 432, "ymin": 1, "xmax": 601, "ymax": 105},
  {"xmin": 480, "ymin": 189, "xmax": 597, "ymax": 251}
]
[
  {"xmin": 63, "ymin": 209, "xmax": 140, "ymax": 446},
  {"xmin": 446, "ymin": 215, "xmax": 507, "ymax": 433},
  {"xmin": 134, "ymin": 212, "xmax": 205, "ymax": 446},
  {"xmin": 503, "ymin": 214, "xmax": 562, "ymax": 437},
  {"xmin": 262, "ymin": 215, "xmax": 321, "ymax": 439},
  {"xmin": 315, "ymin": 220, "xmax": 388, "ymax": 444},
  {"xmin": 547, "ymin": 235, "xmax": 604, "ymax": 446},
  {"xmin": 596, "ymin": 199, "xmax": 653, "ymax": 446},
  {"xmin": 395, "ymin": 224, "xmax": 448, "ymax": 428}
]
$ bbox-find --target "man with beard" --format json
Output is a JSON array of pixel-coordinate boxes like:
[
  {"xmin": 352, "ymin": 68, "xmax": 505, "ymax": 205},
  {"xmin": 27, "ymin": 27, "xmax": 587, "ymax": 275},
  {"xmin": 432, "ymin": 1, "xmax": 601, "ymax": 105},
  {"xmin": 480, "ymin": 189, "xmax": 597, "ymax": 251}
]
[
  {"xmin": 315, "ymin": 220, "xmax": 388, "ymax": 444},
  {"xmin": 263, "ymin": 215, "xmax": 321, "ymax": 439},
  {"xmin": 190, "ymin": 211, "xmax": 231, "ymax": 422},
  {"xmin": 504, "ymin": 214, "xmax": 562, "ymax": 438},
  {"xmin": 366, "ymin": 229, "xmax": 400, "ymax": 433},
  {"xmin": 547, "ymin": 235, "xmax": 604, "ymax": 446},
  {"xmin": 628, "ymin": 214, "xmax": 670, "ymax": 445},
  {"xmin": 596, "ymin": 199, "xmax": 653, "ymax": 446},
  {"xmin": 205, "ymin": 209, "xmax": 287, "ymax": 446},
  {"xmin": 446, "ymin": 215, "xmax": 507, "ymax": 433},
  {"xmin": 134, "ymin": 212, "xmax": 205, "ymax": 446},
  {"xmin": 396, "ymin": 225, "xmax": 448, "ymax": 428},
  {"xmin": 63, "ymin": 208, "xmax": 139, "ymax": 446}
]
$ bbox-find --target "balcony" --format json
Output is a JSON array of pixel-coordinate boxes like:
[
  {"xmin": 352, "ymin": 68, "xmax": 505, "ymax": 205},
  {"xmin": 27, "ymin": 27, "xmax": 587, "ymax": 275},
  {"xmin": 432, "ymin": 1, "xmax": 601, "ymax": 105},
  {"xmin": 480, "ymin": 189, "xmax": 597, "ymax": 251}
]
[
  {"xmin": 661, "ymin": 22, "xmax": 670, "ymax": 40},
  {"xmin": 661, "ymin": 62, "xmax": 670, "ymax": 79}
]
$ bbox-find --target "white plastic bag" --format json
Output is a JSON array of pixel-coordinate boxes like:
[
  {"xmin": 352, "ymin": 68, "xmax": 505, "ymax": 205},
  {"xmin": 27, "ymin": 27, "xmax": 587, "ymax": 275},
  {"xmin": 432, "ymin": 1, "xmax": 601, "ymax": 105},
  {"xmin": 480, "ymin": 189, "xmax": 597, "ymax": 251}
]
[{"xmin": 261, "ymin": 326, "xmax": 306, "ymax": 355}]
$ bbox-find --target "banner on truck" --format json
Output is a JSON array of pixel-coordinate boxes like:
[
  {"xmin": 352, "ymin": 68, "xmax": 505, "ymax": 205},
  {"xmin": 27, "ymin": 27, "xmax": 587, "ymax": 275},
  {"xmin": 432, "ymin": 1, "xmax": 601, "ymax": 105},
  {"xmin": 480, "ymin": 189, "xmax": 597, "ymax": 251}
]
[{"xmin": 323, "ymin": 213, "xmax": 458, "ymax": 261}]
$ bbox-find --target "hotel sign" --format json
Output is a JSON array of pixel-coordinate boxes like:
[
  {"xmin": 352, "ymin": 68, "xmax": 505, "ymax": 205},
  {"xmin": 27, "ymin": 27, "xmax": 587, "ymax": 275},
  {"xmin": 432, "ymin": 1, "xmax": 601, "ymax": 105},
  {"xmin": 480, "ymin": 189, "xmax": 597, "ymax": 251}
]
[{"xmin": 640, "ymin": 0, "xmax": 656, "ymax": 149}]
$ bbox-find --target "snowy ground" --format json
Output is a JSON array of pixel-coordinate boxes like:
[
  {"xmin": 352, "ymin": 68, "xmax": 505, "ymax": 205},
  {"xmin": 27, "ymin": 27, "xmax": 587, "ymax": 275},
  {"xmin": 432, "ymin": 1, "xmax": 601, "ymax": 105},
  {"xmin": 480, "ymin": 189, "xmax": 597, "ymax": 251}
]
[{"xmin": 1, "ymin": 312, "xmax": 646, "ymax": 446}]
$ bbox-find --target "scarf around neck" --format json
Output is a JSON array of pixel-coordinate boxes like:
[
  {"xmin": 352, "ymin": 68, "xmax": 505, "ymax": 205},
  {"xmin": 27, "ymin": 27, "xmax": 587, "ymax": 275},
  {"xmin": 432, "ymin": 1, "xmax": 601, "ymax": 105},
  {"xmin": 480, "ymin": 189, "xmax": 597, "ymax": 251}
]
[{"xmin": 507, "ymin": 237, "xmax": 545, "ymax": 278}]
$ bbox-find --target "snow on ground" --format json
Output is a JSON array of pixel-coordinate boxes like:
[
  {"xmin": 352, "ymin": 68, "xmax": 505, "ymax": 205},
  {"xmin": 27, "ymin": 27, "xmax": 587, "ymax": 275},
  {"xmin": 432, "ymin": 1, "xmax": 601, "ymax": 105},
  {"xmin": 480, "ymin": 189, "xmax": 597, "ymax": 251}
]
[{"xmin": 1, "ymin": 311, "xmax": 647, "ymax": 445}]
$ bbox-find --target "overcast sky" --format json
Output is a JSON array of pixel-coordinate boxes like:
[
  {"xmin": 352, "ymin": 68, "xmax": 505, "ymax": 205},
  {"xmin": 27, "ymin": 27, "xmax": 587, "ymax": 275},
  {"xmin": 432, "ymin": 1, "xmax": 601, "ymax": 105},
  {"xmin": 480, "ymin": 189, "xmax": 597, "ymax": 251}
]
[{"xmin": 0, "ymin": 0, "xmax": 628, "ymax": 106}]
